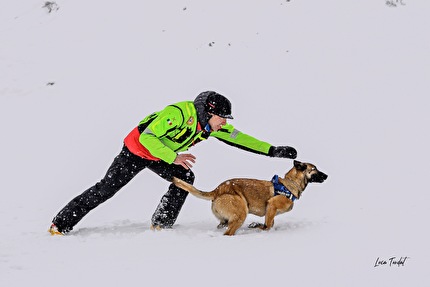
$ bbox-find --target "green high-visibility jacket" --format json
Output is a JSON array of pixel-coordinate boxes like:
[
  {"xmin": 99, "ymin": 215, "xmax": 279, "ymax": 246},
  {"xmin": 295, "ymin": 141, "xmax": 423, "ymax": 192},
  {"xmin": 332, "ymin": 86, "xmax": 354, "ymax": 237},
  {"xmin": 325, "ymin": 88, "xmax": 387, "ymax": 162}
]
[{"xmin": 124, "ymin": 101, "xmax": 273, "ymax": 164}]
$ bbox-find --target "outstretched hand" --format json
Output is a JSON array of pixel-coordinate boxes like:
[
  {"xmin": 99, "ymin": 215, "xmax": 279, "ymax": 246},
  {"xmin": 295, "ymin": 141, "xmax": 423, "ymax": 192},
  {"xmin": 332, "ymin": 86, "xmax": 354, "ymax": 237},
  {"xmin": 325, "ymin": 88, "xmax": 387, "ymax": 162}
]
[
  {"xmin": 269, "ymin": 146, "xmax": 297, "ymax": 159},
  {"xmin": 173, "ymin": 153, "xmax": 196, "ymax": 169}
]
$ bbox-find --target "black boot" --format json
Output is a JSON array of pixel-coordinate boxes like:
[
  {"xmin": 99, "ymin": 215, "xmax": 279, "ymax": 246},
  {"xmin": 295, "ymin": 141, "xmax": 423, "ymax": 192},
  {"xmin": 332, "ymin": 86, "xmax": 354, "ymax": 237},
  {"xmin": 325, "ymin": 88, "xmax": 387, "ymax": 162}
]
[
  {"xmin": 151, "ymin": 184, "xmax": 189, "ymax": 228},
  {"xmin": 150, "ymin": 165, "xmax": 195, "ymax": 228}
]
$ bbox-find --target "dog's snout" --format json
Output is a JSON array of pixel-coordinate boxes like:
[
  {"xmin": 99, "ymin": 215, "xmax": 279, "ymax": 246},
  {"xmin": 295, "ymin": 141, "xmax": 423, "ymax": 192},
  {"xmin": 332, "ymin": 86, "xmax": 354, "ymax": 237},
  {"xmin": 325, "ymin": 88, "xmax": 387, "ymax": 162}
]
[{"xmin": 310, "ymin": 171, "xmax": 328, "ymax": 183}]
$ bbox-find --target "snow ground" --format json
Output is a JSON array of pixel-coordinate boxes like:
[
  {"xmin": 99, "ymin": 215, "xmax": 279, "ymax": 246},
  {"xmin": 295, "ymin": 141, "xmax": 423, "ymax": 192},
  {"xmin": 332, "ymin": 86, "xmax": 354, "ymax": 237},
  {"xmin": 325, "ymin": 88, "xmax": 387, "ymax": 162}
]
[{"xmin": 1, "ymin": 0, "xmax": 429, "ymax": 286}]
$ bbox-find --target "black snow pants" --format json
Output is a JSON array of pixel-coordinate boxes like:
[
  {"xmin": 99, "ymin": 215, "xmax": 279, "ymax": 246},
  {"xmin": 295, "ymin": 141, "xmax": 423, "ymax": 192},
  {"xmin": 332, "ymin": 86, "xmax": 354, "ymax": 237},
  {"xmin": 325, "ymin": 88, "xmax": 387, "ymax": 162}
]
[{"xmin": 52, "ymin": 145, "xmax": 195, "ymax": 233}]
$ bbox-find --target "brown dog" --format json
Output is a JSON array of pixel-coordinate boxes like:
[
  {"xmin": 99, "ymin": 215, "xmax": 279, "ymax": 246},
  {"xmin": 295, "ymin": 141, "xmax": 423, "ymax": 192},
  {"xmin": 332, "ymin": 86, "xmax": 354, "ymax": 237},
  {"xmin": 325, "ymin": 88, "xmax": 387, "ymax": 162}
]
[{"xmin": 172, "ymin": 160, "xmax": 327, "ymax": 235}]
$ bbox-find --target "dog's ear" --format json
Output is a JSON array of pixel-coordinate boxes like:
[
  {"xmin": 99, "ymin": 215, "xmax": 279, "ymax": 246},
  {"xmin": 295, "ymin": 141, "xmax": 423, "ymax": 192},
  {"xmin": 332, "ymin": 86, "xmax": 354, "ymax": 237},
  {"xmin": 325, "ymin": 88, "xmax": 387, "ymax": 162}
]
[{"xmin": 294, "ymin": 160, "xmax": 307, "ymax": 171}]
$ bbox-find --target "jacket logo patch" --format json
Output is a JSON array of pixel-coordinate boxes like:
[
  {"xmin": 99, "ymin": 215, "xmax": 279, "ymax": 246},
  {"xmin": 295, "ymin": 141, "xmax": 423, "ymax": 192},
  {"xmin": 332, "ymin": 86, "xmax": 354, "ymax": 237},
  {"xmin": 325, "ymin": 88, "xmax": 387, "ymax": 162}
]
[{"xmin": 187, "ymin": 116, "xmax": 194, "ymax": 125}]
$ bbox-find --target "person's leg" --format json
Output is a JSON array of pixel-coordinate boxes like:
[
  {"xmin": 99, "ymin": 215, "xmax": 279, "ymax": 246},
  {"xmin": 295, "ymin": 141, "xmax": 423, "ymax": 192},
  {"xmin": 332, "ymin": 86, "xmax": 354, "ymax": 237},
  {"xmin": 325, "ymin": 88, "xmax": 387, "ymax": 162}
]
[
  {"xmin": 148, "ymin": 162, "xmax": 195, "ymax": 228},
  {"xmin": 52, "ymin": 146, "xmax": 150, "ymax": 233}
]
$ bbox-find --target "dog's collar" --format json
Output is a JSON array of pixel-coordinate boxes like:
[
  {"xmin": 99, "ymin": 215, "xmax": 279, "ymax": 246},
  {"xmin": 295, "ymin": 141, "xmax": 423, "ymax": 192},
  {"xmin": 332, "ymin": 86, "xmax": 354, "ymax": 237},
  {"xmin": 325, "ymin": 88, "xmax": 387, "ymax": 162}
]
[{"xmin": 271, "ymin": 175, "xmax": 297, "ymax": 202}]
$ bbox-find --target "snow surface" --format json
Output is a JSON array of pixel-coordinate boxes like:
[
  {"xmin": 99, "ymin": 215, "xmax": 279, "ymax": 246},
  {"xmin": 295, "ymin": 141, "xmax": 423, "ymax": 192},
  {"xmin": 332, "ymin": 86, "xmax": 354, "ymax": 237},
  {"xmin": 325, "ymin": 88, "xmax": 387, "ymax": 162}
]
[{"xmin": 1, "ymin": 0, "xmax": 429, "ymax": 286}]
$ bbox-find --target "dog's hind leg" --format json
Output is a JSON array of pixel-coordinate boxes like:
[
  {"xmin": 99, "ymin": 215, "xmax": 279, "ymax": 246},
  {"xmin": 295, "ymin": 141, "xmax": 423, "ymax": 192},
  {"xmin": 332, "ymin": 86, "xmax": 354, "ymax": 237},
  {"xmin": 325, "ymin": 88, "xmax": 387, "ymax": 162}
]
[
  {"xmin": 212, "ymin": 204, "xmax": 228, "ymax": 229},
  {"xmin": 212, "ymin": 195, "xmax": 248, "ymax": 236},
  {"xmin": 217, "ymin": 220, "xmax": 228, "ymax": 229},
  {"xmin": 225, "ymin": 218, "xmax": 245, "ymax": 236}
]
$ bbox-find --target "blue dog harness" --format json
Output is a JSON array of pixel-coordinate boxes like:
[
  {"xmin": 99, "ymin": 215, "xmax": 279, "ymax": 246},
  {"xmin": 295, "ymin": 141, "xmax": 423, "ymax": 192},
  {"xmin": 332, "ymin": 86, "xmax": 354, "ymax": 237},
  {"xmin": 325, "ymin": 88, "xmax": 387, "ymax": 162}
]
[{"xmin": 271, "ymin": 175, "xmax": 297, "ymax": 202}]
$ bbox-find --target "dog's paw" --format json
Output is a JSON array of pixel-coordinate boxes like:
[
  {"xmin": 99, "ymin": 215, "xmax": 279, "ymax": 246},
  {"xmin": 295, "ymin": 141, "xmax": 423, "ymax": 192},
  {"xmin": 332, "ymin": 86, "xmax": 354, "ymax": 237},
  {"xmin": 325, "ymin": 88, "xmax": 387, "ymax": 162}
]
[
  {"xmin": 248, "ymin": 222, "xmax": 265, "ymax": 229},
  {"xmin": 217, "ymin": 222, "xmax": 228, "ymax": 229}
]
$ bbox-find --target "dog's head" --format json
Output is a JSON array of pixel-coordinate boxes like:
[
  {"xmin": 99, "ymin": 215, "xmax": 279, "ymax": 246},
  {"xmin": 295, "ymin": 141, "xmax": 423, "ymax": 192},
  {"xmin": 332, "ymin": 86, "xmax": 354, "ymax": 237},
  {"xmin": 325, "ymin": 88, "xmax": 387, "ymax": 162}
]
[{"xmin": 293, "ymin": 160, "xmax": 328, "ymax": 183}]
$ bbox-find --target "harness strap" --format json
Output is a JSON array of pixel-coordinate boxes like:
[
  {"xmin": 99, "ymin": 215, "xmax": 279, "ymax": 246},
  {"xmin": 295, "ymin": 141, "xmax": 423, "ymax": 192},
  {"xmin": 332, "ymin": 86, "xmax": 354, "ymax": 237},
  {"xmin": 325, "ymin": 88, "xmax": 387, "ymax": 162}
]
[{"xmin": 271, "ymin": 175, "xmax": 297, "ymax": 202}]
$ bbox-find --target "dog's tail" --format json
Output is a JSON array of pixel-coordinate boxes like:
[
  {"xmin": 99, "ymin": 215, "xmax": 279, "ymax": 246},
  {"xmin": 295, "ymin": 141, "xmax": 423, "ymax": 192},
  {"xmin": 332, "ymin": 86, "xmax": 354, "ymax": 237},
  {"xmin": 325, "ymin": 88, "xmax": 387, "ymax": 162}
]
[{"xmin": 172, "ymin": 177, "xmax": 216, "ymax": 201}]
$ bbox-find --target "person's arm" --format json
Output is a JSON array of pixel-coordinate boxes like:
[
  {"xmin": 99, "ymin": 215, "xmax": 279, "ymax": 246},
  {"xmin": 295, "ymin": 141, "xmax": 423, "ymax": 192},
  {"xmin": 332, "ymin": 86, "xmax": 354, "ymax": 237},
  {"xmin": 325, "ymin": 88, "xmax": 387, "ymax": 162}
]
[{"xmin": 210, "ymin": 124, "xmax": 297, "ymax": 158}]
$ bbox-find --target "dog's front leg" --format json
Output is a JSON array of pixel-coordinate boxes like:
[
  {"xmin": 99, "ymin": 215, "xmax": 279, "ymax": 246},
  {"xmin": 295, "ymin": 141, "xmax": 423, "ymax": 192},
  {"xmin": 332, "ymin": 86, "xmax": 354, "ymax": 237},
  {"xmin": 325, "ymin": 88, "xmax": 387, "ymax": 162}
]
[
  {"xmin": 263, "ymin": 204, "xmax": 277, "ymax": 230},
  {"xmin": 248, "ymin": 222, "xmax": 268, "ymax": 229},
  {"xmin": 248, "ymin": 203, "xmax": 277, "ymax": 230},
  {"xmin": 264, "ymin": 196, "xmax": 291, "ymax": 230}
]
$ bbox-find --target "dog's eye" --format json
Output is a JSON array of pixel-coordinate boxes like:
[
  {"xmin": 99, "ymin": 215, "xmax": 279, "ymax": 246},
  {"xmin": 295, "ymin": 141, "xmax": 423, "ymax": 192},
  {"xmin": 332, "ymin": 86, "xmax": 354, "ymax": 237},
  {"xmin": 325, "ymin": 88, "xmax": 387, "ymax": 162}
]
[{"xmin": 311, "ymin": 167, "xmax": 316, "ymax": 171}]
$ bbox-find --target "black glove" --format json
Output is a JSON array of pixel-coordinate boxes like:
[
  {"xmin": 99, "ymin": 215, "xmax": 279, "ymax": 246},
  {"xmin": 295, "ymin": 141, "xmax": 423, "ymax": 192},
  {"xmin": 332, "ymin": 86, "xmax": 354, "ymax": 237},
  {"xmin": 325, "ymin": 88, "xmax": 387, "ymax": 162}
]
[{"xmin": 269, "ymin": 146, "xmax": 297, "ymax": 159}]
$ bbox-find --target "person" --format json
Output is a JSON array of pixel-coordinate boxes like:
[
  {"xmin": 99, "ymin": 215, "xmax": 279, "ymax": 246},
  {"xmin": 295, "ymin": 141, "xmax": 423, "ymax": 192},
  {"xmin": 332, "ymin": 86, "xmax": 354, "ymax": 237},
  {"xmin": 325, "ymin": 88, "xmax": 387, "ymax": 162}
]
[{"xmin": 49, "ymin": 91, "xmax": 297, "ymax": 235}]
